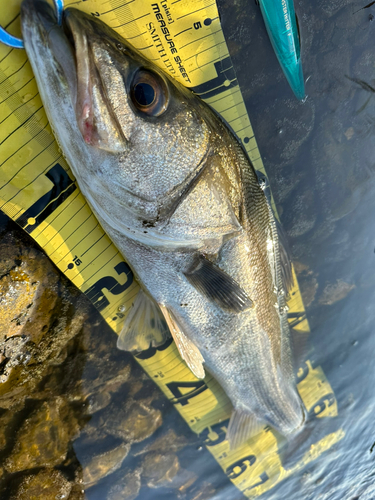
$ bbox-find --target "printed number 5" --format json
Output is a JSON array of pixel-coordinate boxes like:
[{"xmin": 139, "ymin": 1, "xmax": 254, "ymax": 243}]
[{"xmin": 226, "ymin": 455, "xmax": 256, "ymax": 480}]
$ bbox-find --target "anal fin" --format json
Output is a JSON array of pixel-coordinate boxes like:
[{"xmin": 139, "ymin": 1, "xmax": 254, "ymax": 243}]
[
  {"xmin": 117, "ymin": 289, "xmax": 171, "ymax": 352},
  {"xmin": 159, "ymin": 304, "xmax": 205, "ymax": 380},
  {"xmin": 184, "ymin": 255, "xmax": 253, "ymax": 313},
  {"xmin": 227, "ymin": 410, "xmax": 264, "ymax": 450}
]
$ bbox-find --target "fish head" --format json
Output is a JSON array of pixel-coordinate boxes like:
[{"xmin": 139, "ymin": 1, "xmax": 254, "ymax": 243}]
[{"xmin": 21, "ymin": 0, "xmax": 211, "ymax": 230}]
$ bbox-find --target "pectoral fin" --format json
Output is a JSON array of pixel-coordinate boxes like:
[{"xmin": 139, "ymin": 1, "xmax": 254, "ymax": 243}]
[
  {"xmin": 117, "ymin": 289, "xmax": 171, "ymax": 352},
  {"xmin": 227, "ymin": 410, "xmax": 264, "ymax": 449},
  {"xmin": 184, "ymin": 255, "xmax": 253, "ymax": 313},
  {"xmin": 159, "ymin": 304, "xmax": 205, "ymax": 380}
]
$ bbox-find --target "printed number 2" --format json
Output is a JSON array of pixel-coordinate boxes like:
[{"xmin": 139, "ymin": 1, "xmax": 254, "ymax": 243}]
[{"xmin": 84, "ymin": 262, "xmax": 133, "ymax": 312}]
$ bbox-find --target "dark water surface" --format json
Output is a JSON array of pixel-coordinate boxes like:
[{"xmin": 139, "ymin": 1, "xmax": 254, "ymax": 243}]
[
  {"xmin": 221, "ymin": 0, "xmax": 375, "ymax": 497},
  {"xmin": 1, "ymin": 0, "xmax": 375, "ymax": 497}
]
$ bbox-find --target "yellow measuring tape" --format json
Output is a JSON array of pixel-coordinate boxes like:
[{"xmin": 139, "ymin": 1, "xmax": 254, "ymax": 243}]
[{"xmin": 0, "ymin": 0, "xmax": 344, "ymax": 496}]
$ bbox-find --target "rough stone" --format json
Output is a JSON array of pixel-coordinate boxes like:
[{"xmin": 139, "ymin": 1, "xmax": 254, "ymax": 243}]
[
  {"xmin": 101, "ymin": 398, "xmax": 163, "ymax": 443},
  {"xmin": 5, "ymin": 397, "xmax": 80, "ymax": 473},
  {"xmin": 283, "ymin": 188, "xmax": 317, "ymax": 238},
  {"xmin": 133, "ymin": 428, "xmax": 192, "ymax": 457},
  {"xmin": 319, "ymin": 280, "xmax": 356, "ymax": 305},
  {"xmin": 76, "ymin": 358, "xmax": 132, "ymax": 410},
  {"xmin": 183, "ymin": 481, "xmax": 218, "ymax": 500},
  {"xmin": 142, "ymin": 451, "xmax": 197, "ymax": 490},
  {"xmin": 107, "ymin": 467, "xmax": 142, "ymax": 500},
  {"xmin": 0, "ymin": 231, "xmax": 90, "ymax": 410},
  {"xmin": 67, "ymin": 485, "xmax": 86, "ymax": 500},
  {"xmin": 0, "ymin": 267, "xmax": 39, "ymax": 340},
  {"xmin": 142, "ymin": 452, "xmax": 180, "ymax": 488},
  {"xmin": 85, "ymin": 390, "xmax": 112, "ymax": 414},
  {"xmin": 81, "ymin": 442, "xmax": 131, "ymax": 488},
  {"xmin": 9, "ymin": 469, "xmax": 72, "ymax": 500},
  {"xmin": 0, "ymin": 408, "xmax": 15, "ymax": 452},
  {"xmin": 294, "ymin": 262, "xmax": 319, "ymax": 308},
  {"xmin": 0, "ymin": 233, "xmax": 58, "ymax": 346}
]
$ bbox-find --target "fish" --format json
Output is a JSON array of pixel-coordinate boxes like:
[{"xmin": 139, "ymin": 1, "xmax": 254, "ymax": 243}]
[{"xmin": 21, "ymin": 0, "xmax": 306, "ymax": 447}]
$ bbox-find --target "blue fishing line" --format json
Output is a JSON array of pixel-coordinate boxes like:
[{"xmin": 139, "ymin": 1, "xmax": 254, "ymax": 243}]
[
  {"xmin": 54, "ymin": 0, "xmax": 64, "ymax": 26},
  {"xmin": 0, "ymin": 26, "xmax": 24, "ymax": 48},
  {"xmin": 0, "ymin": 0, "xmax": 64, "ymax": 49}
]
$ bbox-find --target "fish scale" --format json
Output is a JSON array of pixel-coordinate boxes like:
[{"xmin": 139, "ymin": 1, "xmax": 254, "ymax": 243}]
[{"xmin": 20, "ymin": 0, "xmax": 305, "ymax": 445}]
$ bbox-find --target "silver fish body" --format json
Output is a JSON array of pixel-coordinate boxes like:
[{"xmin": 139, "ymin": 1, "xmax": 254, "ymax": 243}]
[{"xmin": 21, "ymin": 0, "xmax": 305, "ymax": 442}]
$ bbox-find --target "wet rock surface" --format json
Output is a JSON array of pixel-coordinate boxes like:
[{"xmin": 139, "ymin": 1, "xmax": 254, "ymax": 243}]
[
  {"xmin": 0, "ymin": 227, "xmax": 89, "ymax": 410},
  {"xmin": 294, "ymin": 262, "xmax": 319, "ymax": 308},
  {"xmin": 81, "ymin": 442, "xmax": 131, "ymax": 488},
  {"xmin": 9, "ymin": 469, "xmax": 73, "ymax": 500},
  {"xmin": 318, "ymin": 280, "xmax": 355, "ymax": 305},
  {"xmin": 106, "ymin": 468, "xmax": 142, "ymax": 500},
  {"xmin": 0, "ymin": 216, "xmax": 222, "ymax": 499},
  {"xmin": 5, "ymin": 397, "xmax": 80, "ymax": 473}
]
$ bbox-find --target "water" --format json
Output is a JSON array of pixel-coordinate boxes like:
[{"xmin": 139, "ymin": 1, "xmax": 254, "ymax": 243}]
[
  {"xmin": 1, "ymin": 0, "xmax": 375, "ymax": 497},
  {"xmin": 220, "ymin": 0, "xmax": 375, "ymax": 497}
]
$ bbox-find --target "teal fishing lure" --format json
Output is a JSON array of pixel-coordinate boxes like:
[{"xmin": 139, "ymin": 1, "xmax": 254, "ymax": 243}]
[{"xmin": 259, "ymin": 0, "xmax": 305, "ymax": 99}]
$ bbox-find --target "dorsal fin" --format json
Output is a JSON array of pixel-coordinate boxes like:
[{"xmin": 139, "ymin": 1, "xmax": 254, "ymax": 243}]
[
  {"xmin": 159, "ymin": 304, "xmax": 205, "ymax": 379},
  {"xmin": 256, "ymin": 169, "xmax": 294, "ymax": 295},
  {"xmin": 184, "ymin": 255, "xmax": 253, "ymax": 313},
  {"xmin": 117, "ymin": 289, "xmax": 171, "ymax": 352},
  {"xmin": 276, "ymin": 219, "xmax": 294, "ymax": 294}
]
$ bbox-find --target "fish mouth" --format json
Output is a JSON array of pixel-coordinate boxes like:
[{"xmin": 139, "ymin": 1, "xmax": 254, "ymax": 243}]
[
  {"xmin": 21, "ymin": 0, "xmax": 131, "ymax": 150},
  {"xmin": 21, "ymin": 0, "xmax": 78, "ymax": 102},
  {"xmin": 63, "ymin": 8, "xmax": 134, "ymax": 149}
]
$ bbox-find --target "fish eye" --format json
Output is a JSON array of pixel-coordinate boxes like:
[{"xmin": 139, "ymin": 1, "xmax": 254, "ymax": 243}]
[
  {"xmin": 130, "ymin": 70, "xmax": 169, "ymax": 117},
  {"xmin": 134, "ymin": 82, "xmax": 155, "ymax": 106}
]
